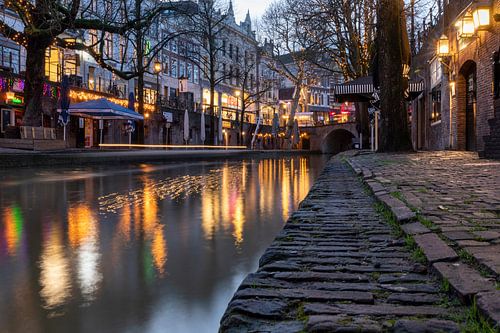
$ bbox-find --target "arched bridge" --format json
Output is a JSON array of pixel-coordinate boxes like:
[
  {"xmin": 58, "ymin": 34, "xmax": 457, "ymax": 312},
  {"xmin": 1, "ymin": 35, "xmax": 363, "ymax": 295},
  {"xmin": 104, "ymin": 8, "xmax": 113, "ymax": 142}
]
[{"xmin": 300, "ymin": 122, "xmax": 358, "ymax": 154}]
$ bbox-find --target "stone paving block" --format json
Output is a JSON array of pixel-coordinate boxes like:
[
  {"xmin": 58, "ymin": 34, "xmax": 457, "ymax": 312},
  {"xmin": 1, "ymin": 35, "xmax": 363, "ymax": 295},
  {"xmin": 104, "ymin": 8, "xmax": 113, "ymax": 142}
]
[
  {"xmin": 413, "ymin": 233, "xmax": 458, "ymax": 263},
  {"xmin": 456, "ymin": 240, "xmax": 491, "ymax": 247},
  {"xmin": 465, "ymin": 245, "xmax": 500, "ymax": 275},
  {"xmin": 393, "ymin": 319, "xmax": 460, "ymax": 333},
  {"xmin": 476, "ymin": 291, "xmax": 500, "ymax": 327},
  {"xmin": 443, "ymin": 231, "xmax": 475, "ymax": 241},
  {"xmin": 432, "ymin": 262, "xmax": 495, "ymax": 301},
  {"xmin": 234, "ymin": 288, "xmax": 374, "ymax": 304},
  {"xmin": 401, "ymin": 222, "xmax": 430, "ymax": 235},
  {"xmin": 273, "ymin": 271, "xmax": 369, "ymax": 282},
  {"xmin": 226, "ymin": 299, "xmax": 287, "ymax": 318},
  {"xmin": 386, "ymin": 292, "xmax": 441, "ymax": 305},
  {"xmin": 304, "ymin": 303, "xmax": 448, "ymax": 317},
  {"xmin": 473, "ymin": 230, "xmax": 500, "ymax": 241},
  {"xmin": 306, "ymin": 315, "xmax": 382, "ymax": 333}
]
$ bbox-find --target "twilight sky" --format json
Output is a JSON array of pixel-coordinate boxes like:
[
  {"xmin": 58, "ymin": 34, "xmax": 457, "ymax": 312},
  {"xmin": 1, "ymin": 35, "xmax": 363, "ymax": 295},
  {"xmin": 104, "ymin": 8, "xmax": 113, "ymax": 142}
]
[{"xmin": 232, "ymin": 0, "xmax": 273, "ymax": 23}]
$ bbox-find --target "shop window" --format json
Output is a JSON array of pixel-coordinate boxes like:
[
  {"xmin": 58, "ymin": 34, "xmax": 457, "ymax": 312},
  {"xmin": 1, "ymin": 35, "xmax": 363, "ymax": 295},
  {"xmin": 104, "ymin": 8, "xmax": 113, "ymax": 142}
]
[
  {"xmin": 104, "ymin": 33, "xmax": 113, "ymax": 58},
  {"xmin": 45, "ymin": 47, "xmax": 61, "ymax": 82},
  {"xmin": 193, "ymin": 66, "xmax": 199, "ymax": 83},
  {"xmin": 179, "ymin": 61, "xmax": 186, "ymax": 77},
  {"xmin": 431, "ymin": 87, "xmax": 441, "ymax": 123},
  {"xmin": 89, "ymin": 30, "xmax": 99, "ymax": 53},
  {"xmin": 170, "ymin": 58, "xmax": 178, "ymax": 78},
  {"xmin": 187, "ymin": 64, "xmax": 193, "ymax": 82},
  {"xmin": 430, "ymin": 58, "xmax": 442, "ymax": 88},
  {"xmin": 0, "ymin": 46, "xmax": 20, "ymax": 73}
]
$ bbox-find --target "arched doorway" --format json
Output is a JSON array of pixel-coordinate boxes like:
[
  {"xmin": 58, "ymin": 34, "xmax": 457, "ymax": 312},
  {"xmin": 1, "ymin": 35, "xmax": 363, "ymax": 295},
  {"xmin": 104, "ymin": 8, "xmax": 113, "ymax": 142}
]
[
  {"xmin": 459, "ymin": 61, "xmax": 477, "ymax": 151},
  {"xmin": 321, "ymin": 129, "xmax": 355, "ymax": 154}
]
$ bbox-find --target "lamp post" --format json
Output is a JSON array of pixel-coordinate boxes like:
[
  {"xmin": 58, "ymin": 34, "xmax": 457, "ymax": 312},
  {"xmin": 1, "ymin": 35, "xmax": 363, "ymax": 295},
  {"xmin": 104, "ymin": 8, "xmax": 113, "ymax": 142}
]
[{"xmin": 154, "ymin": 59, "xmax": 162, "ymax": 113}]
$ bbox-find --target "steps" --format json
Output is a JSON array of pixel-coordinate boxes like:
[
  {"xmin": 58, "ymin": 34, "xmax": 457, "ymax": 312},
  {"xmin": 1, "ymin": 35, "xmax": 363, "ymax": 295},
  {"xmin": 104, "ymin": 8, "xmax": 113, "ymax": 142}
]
[{"xmin": 0, "ymin": 138, "xmax": 66, "ymax": 151}]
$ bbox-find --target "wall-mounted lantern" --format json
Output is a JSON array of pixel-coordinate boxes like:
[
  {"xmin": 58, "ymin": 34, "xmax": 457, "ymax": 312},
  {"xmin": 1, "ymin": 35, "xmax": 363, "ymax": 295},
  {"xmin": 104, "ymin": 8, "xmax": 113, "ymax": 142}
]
[
  {"xmin": 456, "ymin": 12, "xmax": 476, "ymax": 38},
  {"xmin": 472, "ymin": 1, "xmax": 491, "ymax": 30},
  {"xmin": 436, "ymin": 35, "xmax": 450, "ymax": 57}
]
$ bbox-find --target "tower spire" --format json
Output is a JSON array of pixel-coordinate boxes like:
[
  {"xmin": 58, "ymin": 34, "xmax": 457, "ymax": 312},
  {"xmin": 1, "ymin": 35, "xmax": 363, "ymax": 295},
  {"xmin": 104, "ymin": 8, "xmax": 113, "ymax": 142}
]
[{"xmin": 228, "ymin": 0, "xmax": 234, "ymax": 18}]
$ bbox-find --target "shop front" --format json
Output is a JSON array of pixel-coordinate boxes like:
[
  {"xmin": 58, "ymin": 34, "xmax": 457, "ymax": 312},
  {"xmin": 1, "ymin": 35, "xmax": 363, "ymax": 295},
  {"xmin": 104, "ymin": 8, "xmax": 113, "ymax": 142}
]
[{"xmin": 68, "ymin": 98, "xmax": 144, "ymax": 148}]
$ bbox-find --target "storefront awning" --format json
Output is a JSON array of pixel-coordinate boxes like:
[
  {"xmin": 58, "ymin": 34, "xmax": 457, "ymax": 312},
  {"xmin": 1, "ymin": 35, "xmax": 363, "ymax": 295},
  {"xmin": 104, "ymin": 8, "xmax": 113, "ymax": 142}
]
[
  {"xmin": 67, "ymin": 98, "xmax": 144, "ymax": 120},
  {"xmin": 332, "ymin": 76, "xmax": 424, "ymax": 102}
]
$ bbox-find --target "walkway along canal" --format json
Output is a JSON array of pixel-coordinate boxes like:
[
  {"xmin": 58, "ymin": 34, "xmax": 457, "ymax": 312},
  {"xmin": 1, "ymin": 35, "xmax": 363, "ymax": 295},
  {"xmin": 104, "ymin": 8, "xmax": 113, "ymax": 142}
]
[{"xmin": 220, "ymin": 155, "xmax": 470, "ymax": 332}]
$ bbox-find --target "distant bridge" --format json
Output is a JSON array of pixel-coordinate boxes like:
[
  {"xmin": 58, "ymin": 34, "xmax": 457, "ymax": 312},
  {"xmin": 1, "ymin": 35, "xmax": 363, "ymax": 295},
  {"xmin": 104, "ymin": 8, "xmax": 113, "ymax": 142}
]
[{"xmin": 300, "ymin": 122, "xmax": 358, "ymax": 154}]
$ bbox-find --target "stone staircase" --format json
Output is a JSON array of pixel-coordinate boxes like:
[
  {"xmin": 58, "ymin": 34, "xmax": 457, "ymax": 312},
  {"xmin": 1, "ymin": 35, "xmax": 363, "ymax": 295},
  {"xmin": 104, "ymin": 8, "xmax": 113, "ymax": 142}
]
[{"xmin": 483, "ymin": 100, "xmax": 500, "ymax": 159}]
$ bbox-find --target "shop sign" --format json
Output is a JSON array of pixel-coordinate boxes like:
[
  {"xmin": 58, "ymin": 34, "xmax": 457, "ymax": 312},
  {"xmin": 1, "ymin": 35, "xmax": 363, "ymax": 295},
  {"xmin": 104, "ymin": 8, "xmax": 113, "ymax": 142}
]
[{"xmin": 5, "ymin": 92, "xmax": 23, "ymax": 105}]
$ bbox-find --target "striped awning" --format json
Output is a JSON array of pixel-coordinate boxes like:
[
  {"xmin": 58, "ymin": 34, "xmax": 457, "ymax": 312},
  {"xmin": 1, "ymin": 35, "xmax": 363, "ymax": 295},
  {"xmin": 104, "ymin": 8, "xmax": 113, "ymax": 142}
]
[
  {"xmin": 332, "ymin": 76, "xmax": 424, "ymax": 101},
  {"xmin": 333, "ymin": 80, "xmax": 424, "ymax": 96}
]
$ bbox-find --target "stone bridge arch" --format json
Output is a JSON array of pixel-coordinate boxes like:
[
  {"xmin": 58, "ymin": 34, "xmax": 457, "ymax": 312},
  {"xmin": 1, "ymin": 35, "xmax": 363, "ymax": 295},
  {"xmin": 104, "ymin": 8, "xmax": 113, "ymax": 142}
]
[{"xmin": 300, "ymin": 123, "xmax": 358, "ymax": 154}]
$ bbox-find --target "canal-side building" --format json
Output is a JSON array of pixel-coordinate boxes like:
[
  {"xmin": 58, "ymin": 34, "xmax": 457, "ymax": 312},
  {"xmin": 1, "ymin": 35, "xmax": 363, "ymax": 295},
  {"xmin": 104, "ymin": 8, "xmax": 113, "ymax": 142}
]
[
  {"xmin": 276, "ymin": 53, "xmax": 342, "ymax": 127},
  {"xmin": 410, "ymin": 0, "xmax": 499, "ymax": 157}
]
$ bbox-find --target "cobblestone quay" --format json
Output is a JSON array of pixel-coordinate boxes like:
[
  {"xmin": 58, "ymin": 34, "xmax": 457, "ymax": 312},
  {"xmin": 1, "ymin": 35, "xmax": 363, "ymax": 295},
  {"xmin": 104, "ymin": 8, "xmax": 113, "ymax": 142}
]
[{"xmin": 220, "ymin": 156, "xmax": 466, "ymax": 332}]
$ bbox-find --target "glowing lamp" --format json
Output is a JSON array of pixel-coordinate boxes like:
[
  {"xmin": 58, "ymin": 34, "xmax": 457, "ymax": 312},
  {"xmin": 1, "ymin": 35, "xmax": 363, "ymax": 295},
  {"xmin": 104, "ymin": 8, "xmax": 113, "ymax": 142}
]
[
  {"xmin": 450, "ymin": 81, "xmax": 456, "ymax": 97},
  {"xmin": 472, "ymin": 6, "xmax": 491, "ymax": 30},
  {"xmin": 456, "ymin": 13, "xmax": 475, "ymax": 38},
  {"xmin": 153, "ymin": 60, "xmax": 162, "ymax": 74},
  {"xmin": 436, "ymin": 35, "xmax": 450, "ymax": 57}
]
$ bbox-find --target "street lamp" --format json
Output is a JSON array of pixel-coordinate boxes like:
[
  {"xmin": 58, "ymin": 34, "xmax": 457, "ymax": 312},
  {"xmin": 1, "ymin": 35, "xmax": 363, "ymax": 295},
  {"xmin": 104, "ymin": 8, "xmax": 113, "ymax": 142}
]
[{"xmin": 154, "ymin": 59, "xmax": 162, "ymax": 112}]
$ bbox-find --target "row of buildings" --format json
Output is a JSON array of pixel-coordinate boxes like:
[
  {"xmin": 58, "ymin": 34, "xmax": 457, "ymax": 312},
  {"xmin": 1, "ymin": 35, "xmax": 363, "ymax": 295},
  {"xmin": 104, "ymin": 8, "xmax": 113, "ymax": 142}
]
[
  {"xmin": 409, "ymin": 0, "xmax": 500, "ymax": 158},
  {"xmin": 0, "ymin": 0, "xmax": 345, "ymax": 149}
]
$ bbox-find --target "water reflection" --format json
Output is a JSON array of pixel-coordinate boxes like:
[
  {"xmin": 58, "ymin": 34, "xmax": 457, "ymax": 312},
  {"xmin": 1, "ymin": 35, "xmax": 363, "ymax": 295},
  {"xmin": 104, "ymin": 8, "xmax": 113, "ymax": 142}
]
[
  {"xmin": 39, "ymin": 225, "xmax": 71, "ymax": 311},
  {"xmin": 0, "ymin": 156, "xmax": 327, "ymax": 333},
  {"xmin": 3, "ymin": 205, "xmax": 24, "ymax": 255}
]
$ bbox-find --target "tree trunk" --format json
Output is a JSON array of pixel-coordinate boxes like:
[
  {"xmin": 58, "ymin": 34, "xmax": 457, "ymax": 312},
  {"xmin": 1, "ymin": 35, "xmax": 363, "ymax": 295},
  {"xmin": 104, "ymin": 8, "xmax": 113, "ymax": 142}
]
[
  {"xmin": 287, "ymin": 82, "xmax": 302, "ymax": 137},
  {"xmin": 23, "ymin": 40, "xmax": 49, "ymax": 126},
  {"xmin": 377, "ymin": 0, "xmax": 413, "ymax": 152}
]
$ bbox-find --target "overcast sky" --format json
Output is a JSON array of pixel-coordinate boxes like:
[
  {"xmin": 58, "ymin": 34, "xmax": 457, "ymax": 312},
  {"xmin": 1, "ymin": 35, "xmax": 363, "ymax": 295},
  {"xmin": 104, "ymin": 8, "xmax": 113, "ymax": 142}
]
[{"xmin": 232, "ymin": 0, "xmax": 273, "ymax": 23}]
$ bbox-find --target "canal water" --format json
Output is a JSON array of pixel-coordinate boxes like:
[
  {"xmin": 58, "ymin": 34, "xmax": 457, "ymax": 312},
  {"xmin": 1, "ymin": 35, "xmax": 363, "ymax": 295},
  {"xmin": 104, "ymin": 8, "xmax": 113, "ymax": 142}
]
[{"xmin": 0, "ymin": 155, "xmax": 328, "ymax": 333}]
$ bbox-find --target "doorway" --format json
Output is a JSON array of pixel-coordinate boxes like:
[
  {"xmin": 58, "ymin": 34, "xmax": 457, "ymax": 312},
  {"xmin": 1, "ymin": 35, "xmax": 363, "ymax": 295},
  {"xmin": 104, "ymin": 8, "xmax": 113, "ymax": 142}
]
[
  {"xmin": 459, "ymin": 61, "xmax": 477, "ymax": 151},
  {"xmin": 465, "ymin": 71, "xmax": 477, "ymax": 151}
]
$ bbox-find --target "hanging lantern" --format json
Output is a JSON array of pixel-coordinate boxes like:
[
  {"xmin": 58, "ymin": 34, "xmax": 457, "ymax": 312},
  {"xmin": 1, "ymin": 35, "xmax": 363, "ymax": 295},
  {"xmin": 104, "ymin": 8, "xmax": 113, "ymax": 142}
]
[
  {"xmin": 436, "ymin": 35, "xmax": 450, "ymax": 57},
  {"xmin": 472, "ymin": 3, "xmax": 491, "ymax": 30},
  {"xmin": 456, "ymin": 12, "xmax": 475, "ymax": 38}
]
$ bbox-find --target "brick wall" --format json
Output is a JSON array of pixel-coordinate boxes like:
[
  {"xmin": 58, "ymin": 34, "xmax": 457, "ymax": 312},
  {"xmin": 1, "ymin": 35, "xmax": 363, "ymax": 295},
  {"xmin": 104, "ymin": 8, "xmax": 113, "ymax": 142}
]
[{"xmin": 411, "ymin": 0, "xmax": 499, "ymax": 153}]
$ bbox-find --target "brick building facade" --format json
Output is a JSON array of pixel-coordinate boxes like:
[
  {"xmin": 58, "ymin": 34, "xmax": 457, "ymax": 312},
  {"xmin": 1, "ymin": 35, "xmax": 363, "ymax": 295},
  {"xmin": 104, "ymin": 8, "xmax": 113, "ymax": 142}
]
[{"xmin": 411, "ymin": 0, "xmax": 499, "ymax": 155}]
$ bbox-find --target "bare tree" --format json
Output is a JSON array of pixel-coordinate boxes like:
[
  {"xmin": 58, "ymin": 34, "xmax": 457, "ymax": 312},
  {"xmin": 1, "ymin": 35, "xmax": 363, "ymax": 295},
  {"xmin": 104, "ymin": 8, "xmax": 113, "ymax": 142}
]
[
  {"xmin": 303, "ymin": 0, "xmax": 376, "ymax": 81},
  {"xmin": 186, "ymin": 0, "xmax": 231, "ymax": 144},
  {"xmin": 260, "ymin": 0, "xmax": 321, "ymax": 142},
  {"xmin": 233, "ymin": 53, "xmax": 269, "ymax": 145}
]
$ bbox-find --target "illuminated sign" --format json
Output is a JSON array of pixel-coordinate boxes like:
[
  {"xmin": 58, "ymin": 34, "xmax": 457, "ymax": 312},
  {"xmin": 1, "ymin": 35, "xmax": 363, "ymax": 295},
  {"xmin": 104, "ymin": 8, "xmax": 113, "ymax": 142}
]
[{"xmin": 5, "ymin": 92, "xmax": 24, "ymax": 105}]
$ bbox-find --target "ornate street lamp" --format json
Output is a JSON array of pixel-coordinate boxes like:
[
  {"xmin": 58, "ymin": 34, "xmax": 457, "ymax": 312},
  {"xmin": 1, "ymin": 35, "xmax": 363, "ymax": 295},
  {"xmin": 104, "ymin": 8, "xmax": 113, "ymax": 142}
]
[{"xmin": 153, "ymin": 59, "xmax": 162, "ymax": 111}]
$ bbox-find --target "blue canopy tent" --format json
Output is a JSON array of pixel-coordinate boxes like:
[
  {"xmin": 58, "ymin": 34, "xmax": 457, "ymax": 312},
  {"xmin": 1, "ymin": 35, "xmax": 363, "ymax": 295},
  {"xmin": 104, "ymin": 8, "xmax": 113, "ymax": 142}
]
[
  {"xmin": 68, "ymin": 98, "xmax": 144, "ymax": 120},
  {"xmin": 68, "ymin": 98, "xmax": 144, "ymax": 146}
]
